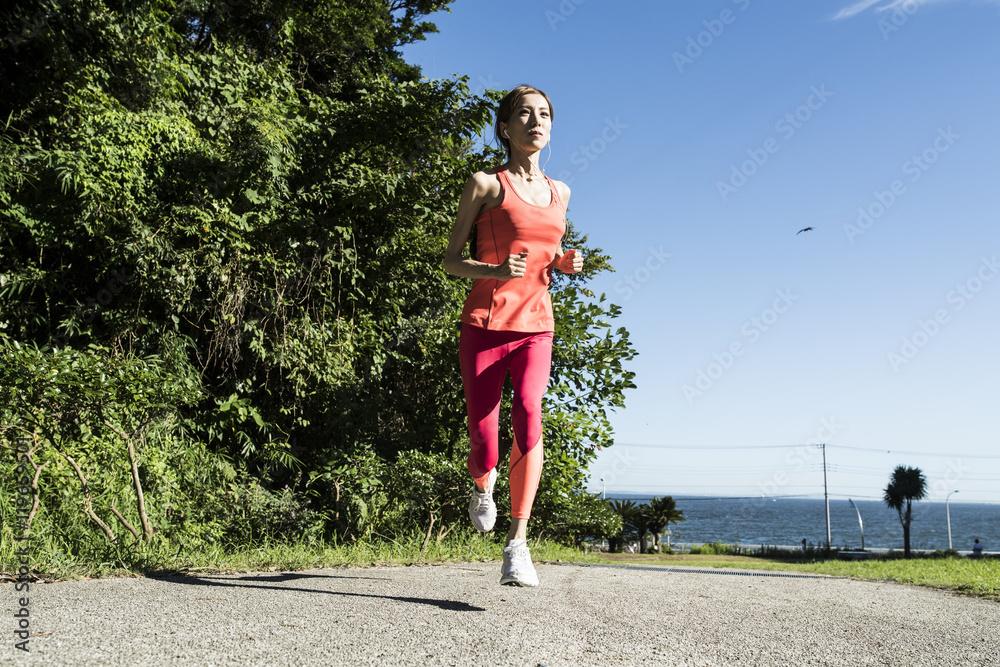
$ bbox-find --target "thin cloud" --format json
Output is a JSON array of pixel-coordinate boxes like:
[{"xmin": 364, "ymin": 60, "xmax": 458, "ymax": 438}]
[
  {"xmin": 830, "ymin": 0, "xmax": 883, "ymax": 20},
  {"xmin": 875, "ymin": 0, "xmax": 947, "ymax": 11},
  {"xmin": 829, "ymin": 0, "xmax": 999, "ymax": 20}
]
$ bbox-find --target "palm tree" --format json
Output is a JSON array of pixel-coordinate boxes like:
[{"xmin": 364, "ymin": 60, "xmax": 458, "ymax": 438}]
[
  {"xmin": 883, "ymin": 465, "xmax": 927, "ymax": 558},
  {"xmin": 645, "ymin": 496, "xmax": 685, "ymax": 553},
  {"xmin": 608, "ymin": 499, "xmax": 640, "ymax": 553},
  {"xmin": 634, "ymin": 507, "xmax": 652, "ymax": 554}
]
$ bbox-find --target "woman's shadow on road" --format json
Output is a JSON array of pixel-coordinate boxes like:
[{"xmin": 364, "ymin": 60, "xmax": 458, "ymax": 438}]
[{"xmin": 154, "ymin": 570, "xmax": 487, "ymax": 612}]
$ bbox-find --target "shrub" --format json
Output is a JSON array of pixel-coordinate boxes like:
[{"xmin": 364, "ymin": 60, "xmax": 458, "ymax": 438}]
[
  {"xmin": 222, "ymin": 475, "xmax": 324, "ymax": 546},
  {"xmin": 689, "ymin": 540, "xmax": 737, "ymax": 555}
]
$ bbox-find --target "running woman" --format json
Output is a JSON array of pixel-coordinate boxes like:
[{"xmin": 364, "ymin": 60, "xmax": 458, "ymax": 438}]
[{"xmin": 442, "ymin": 85, "xmax": 583, "ymax": 586}]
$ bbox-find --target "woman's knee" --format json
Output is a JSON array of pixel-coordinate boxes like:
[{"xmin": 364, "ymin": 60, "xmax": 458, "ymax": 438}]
[
  {"xmin": 468, "ymin": 423, "xmax": 496, "ymax": 449},
  {"xmin": 511, "ymin": 393, "xmax": 543, "ymax": 422}
]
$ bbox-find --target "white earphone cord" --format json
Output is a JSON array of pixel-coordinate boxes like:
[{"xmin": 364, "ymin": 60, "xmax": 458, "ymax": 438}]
[{"xmin": 505, "ymin": 128, "xmax": 552, "ymax": 182}]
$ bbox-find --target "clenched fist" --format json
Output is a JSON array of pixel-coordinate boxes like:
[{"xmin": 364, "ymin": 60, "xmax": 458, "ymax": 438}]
[
  {"xmin": 557, "ymin": 249, "xmax": 583, "ymax": 274},
  {"xmin": 496, "ymin": 251, "xmax": 528, "ymax": 279}
]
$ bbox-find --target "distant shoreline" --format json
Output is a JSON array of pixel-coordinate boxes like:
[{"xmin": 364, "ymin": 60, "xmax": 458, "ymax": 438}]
[
  {"xmin": 595, "ymin": 495, "xmax": 1000, "ymax": 552},
  {"xmin": 599, "ymin": 493, "xmax": 1000, "ymax": 505}
]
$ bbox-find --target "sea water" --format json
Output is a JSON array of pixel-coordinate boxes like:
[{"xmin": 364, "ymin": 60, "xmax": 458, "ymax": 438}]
[{"xmin": 609, "ymin": 496, "xmax": 999, "ymax": 552}]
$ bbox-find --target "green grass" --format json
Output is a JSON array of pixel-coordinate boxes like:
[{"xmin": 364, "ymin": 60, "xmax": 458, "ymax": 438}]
[
  {"xmin": 592, "ymin": 551, "xmax": 1000, "ymax": 601},
  {"xmin": 1, "ymin": 529, "xmax": 603, "ymax": 582},
  {"xmin": 4, "ymin": 534, "xmax": 996, "ymax": 602}
]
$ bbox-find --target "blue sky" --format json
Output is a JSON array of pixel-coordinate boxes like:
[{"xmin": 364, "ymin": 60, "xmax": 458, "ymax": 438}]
[{"xmin": 401, "ymin": 0, "xmax": 1000, "ymax": 503}]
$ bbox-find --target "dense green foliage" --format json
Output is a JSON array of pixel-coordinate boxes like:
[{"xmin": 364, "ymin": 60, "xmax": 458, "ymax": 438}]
[{"xmin": 0, "ymin": 0, "xmax": 635, "ymax": 565}]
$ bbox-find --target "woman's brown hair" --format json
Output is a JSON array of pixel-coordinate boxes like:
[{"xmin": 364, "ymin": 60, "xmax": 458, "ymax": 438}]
[{"xmin": 494, "ymin": 84, "xmax": 554, "ymax": 159}]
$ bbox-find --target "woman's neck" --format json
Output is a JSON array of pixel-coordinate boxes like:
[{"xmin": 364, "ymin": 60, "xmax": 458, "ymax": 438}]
[{"xmin": 505, "ymin": 151, "xmax": 544, "ymax": 182}]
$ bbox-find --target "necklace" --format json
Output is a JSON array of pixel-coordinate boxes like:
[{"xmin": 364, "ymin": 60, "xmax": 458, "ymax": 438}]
[
  {"xmin": 509, "ymin": 136, "xmax": 547, "ymax": 182},
  {"xmin": 512, "ymin": 165, "xmax": 542, "ymax": 183},
  {"xmin": 509, "ymin": 169, "xmax": 551, "ymax": 206}
]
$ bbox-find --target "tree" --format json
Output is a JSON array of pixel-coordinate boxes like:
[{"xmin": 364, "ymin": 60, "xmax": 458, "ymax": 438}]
[
  {"xmin": 608, "ymin": 499, "xmax": 639, "ymax": 553},
  {"xmin": 0, "ymin": 0, "xmax": 637, "ymax": 549},
  {"xmin": 643, "ymin": 496, "xmax": 684, "ymax": 554},
  {"xmin": 883, "ymin": 465, "xmax": 927, "ymax": 558},
  {"xmin": 633, "ymin": 508, "xmax": 653, "ymax": 554},
  {"xmin": 1, "ymin": 0, "xmax": 497, "ymax": 470}
]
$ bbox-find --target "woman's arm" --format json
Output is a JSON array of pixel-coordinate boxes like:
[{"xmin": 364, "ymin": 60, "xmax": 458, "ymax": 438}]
[
  {"xmin": 551, "ymin": 181, "xmax": 583, "ymax": 273},
  {"xmin": 443, "ymin": 172, "xmax": 525, "ymax": 280}
]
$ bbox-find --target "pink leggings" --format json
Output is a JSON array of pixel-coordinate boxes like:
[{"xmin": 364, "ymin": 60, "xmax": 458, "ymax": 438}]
[{"xmin": 459, "ymin": 323, "xmax": 552, "ymax": 519}]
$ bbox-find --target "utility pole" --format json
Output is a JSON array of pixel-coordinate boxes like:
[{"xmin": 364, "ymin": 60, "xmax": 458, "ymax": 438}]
[{"xmin": 822, "ymin": 443, "xmax": 831, "ymax": 549}]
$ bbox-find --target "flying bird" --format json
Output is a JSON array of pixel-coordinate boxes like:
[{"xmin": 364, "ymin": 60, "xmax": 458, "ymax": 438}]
[{"xmin": 796, "ymin": 227, "xmax": 814, "ymax": 235}]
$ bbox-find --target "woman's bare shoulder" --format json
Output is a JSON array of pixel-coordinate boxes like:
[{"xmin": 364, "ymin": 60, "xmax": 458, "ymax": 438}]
[
  {"xmin": 549, "ymin": 177, "xmax": 571, "ymax": 207},
  {"xmin": 470, "ymin": 168, "xmax": 501, "ymax": 186},
  {"xmin": 467, "ymin": 169, "xmax": 502, "ymax": 198}
]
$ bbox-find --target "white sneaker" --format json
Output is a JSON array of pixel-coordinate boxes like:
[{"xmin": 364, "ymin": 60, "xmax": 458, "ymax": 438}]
[
  {"xmin": 500, "ymin": 539, "xmax": 539, "ymax": 587},
  {"xmin": 468, "ymin": 468, "xmax": 497, "ymax": 532}
]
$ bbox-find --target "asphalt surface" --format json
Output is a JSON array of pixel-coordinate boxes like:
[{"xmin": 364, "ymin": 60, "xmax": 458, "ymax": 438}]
[{"xmin": 6, "ymin": 560, "xmax": 999, "ymax": 666}]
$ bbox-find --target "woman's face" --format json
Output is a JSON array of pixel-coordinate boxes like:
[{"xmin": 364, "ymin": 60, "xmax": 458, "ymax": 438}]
[{"xmin": 504, "ymin": 93, "xmax": 552, "ymax": 151}]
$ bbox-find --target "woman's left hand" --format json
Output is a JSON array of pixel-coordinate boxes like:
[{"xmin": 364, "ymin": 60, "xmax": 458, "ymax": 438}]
[{"xmin": 558, "ymin": 249, "xmax": 583, "ymax": 273}]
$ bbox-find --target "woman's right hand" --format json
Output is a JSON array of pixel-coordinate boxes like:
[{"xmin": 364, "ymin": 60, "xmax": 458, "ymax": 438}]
[{"xmin": 495, "ymin": 251, "xmax": 528, "ymax": 280}]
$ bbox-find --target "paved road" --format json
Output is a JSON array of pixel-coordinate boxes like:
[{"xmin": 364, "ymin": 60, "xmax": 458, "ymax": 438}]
[{"xmin": 7, "ymin": 561, "xmax": 999, "ymax": 666}]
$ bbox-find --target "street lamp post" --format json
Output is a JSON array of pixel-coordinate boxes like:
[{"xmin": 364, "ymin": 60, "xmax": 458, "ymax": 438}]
[
  {"xmin": 600, "ymin": 477, "xmax": 605, "ymax": 500},
  {"xmin": 946, "ymin": 489, "xmax": 959, "ymax": 550}
]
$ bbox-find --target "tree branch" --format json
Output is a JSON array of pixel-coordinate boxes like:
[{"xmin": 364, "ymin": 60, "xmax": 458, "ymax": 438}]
[
  {"xmin": 109, "ymin": 503, "xmax": 140, "ymax": 540},
  {"xmin": 102, "ymin": 419, "xmax": 156, "ymax": 539},
  {"xmin": 57, "ymin": 449, "xmax": 116, "ymax": 543},
  {"xmin": 24, "ymin": 446, "xmax": 48, "ymax": 531},
  {"xmin": 421, "ymin": 510, "xmax": 436, "ymax": 553}
]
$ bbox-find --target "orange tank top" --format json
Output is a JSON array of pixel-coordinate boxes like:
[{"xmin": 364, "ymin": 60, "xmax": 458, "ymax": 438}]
[{"xmin": 461, "ymin": 166, "xmax": 566, "ymax": 332}]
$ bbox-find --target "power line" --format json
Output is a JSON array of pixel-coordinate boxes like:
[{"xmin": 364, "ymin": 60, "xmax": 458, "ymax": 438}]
[
  {"xmin": 607, "ymin": 442, "xmax": 1000, "ymax": 460},
  {"xmin": 829, "ymin": 444, "xmax": 1000, "ymax": 460},
  {"xmin": 605, "ymin": 484, "xmax": 834, "ymax": 490},
  {"xmin": 598, "ymin": 494, "xmax": 819, "ymax": 500},
  {"xmin": 617, "ymin": 443, "xmax": 804, "ymax": 450}
]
